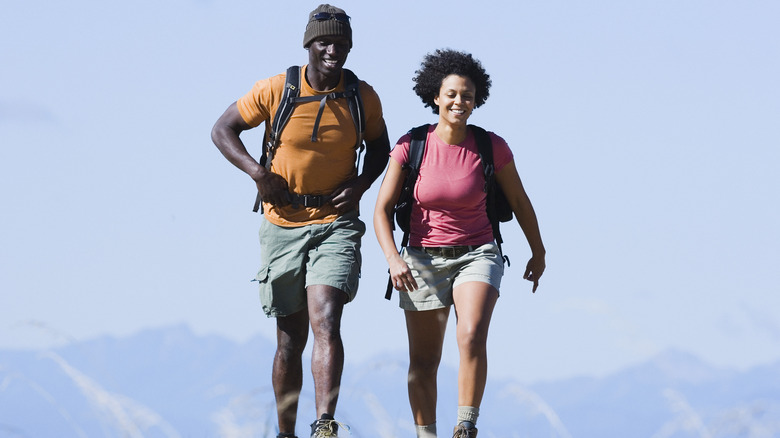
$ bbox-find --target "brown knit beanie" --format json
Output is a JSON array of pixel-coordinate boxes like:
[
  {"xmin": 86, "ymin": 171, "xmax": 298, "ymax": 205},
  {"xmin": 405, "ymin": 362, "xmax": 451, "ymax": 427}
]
[{"xmin": 303, "ymin": 4, "xmax": 352, "ymax": 48}]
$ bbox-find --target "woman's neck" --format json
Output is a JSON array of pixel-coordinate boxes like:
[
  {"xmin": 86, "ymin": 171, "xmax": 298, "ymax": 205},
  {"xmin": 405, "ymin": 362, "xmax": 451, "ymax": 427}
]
[{"xmin": 434, "ymin": 121, "xmax": 468, "ymax": 145}]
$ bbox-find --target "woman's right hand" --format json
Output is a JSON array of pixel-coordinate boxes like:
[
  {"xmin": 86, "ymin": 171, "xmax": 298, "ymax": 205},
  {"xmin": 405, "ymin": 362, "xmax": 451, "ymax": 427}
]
[{"xmin": 389, "ymin": 254, "xmax": 418, "ymax": 292}]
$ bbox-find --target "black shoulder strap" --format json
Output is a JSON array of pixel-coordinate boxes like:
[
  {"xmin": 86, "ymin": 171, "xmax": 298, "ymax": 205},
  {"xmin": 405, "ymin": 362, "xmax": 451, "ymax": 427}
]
[
  {"xmin": 254, "ymin": 66, "xmax": 301, "ymax": 213},
  {"xmin": 342, "ymin": 68, "xmax": 366, "ymax": 172},
  {"xmin": 470, "ymin": 125, "xmax": 505, "ymax": 250},
  {"xmin": 471, "ymin": 124, "xmax": 494, "ymax": 196},
  {"xmin": 343, "ymin": 69, "xmax": 365, "ymax": 147},
  {"xmin": 408, "ymin": 124, "xmax": 429, "ymax": 161},
  {"xmin": 399, "ymin": 124, "xmax": 428, "ymax": 247},
  {"xmin": 269, "ymin": 67, "xmax": 364, "ymax": 146},
  {"xmin": 386, "ymin": 123, "xmax": 429, "ymax": 300},
  {"xmin": 268, "ymin": 66, "xmax": 301, "ymax": 150}
]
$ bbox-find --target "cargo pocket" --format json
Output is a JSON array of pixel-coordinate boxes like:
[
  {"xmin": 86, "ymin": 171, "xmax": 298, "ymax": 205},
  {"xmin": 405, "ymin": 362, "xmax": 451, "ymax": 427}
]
[
  {"xmin": 253, "ymin": 265, "xmax": 275, "ymax": 317},
  {"xmin": 253, "ymin": 265, "xmax": 270, "ymax": 283}
]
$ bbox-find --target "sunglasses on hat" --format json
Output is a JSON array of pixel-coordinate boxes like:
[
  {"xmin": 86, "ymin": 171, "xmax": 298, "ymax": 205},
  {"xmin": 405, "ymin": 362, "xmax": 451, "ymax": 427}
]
[{"xmin": 313, "ymin": 12, "xmax": 350, "ymax": 22}]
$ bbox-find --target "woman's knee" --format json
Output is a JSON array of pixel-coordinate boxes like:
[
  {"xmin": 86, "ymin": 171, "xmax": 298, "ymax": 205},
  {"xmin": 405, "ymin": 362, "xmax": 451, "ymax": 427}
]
[
  {"xmin": 409, "ymin": 349, "xmax": 442, "ymax": 377},
  {"xmin": 456, "ymin": 324, "xmax": 489, "ymax": 356}
]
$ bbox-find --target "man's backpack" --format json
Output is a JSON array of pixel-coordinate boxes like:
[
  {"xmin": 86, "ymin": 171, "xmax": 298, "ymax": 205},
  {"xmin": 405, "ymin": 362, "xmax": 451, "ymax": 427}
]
[
  {"xmin": 385, "ymin": 124, "xmax": 513, "ymax": 299},
  {"xmin": 253, "ymin": 65, "xmax": 365, "ymax": 212}
]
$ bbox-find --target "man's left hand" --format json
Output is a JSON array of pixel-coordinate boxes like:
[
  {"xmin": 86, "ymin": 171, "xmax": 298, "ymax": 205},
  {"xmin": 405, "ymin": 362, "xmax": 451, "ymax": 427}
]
[{"xmin": 328, "ymin": 177, "xmax": 369, "ymax": 212}]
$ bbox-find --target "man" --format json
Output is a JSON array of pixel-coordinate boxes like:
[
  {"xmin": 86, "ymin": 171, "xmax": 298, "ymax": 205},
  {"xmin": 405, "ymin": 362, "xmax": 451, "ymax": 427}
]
[{"xmin": 210, "ymin": 5, "xmax": 390, "ymax": 438}]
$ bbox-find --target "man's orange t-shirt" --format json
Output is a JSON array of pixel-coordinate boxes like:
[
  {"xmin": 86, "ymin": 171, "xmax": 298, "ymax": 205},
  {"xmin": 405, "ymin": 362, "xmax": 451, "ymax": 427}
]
[
  {"xmin": 237, "ymin": 66, "xmax": 385, "ymax": 227},
  {"xmin": 237, "ymin": 65, "xmax": 386, "ymax": 227}
]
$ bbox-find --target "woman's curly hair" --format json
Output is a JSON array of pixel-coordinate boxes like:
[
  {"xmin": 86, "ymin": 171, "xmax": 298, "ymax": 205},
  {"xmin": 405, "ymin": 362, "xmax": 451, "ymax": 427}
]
[{"xmin": 412, "ymin": 49, "xmax": 491, "ymax": 114}]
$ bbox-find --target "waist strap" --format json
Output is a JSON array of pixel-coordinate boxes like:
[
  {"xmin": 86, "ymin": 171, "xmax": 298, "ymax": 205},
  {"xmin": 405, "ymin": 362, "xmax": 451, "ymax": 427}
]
[
  {"xmin": 410, "ymin": 245, "xmax": 478, "ymax": 259},
  {"xmin": 287, "ymin": 193, "xmax": 327, "ymax": 208}
]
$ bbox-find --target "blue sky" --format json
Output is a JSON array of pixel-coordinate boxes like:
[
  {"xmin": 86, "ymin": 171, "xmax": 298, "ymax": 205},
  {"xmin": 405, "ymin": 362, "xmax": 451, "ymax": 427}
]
[{"xmin": 2, "ymin": 0, "xmax": 779, "ymax": 384}]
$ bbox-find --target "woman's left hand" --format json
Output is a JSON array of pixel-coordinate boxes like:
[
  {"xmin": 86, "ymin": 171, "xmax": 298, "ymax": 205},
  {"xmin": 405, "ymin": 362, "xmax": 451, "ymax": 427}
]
[{"xmin": 523, "ymin": 255, "xmax": 546, "ymax": 293}]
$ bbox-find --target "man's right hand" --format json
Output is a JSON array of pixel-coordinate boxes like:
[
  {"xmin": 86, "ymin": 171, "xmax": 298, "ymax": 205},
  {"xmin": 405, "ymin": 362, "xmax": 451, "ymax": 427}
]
[{"xmin": 252, "ymin": 167, "xmax": 290, "ymax": 207}]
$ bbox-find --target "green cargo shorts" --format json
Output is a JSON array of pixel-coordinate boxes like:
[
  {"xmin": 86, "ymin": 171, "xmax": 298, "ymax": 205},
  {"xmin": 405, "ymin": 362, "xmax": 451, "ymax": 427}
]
[{"xmin": 255, "ymin": 210, "xmax": 365, "ymax": 317}]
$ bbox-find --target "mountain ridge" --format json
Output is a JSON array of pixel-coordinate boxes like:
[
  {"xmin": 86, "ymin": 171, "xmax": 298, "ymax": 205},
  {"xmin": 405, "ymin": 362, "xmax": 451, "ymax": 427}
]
[{"xmin": 1, "ymin": 325, "xmax": 778, "ymax": 437}]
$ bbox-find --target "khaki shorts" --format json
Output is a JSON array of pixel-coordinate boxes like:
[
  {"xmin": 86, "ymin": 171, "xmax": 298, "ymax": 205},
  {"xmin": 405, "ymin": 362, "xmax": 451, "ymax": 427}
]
[
  {"xmin": 254, "ymin": 210, "xmax": 365, "ymax": 317},
  {"xmin": 398, "ymin": 242, "xmax": 504, "ymax": 311}
]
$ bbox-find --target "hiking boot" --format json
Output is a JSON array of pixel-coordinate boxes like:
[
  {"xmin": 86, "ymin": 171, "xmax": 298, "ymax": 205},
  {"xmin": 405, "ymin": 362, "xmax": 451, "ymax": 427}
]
[
  {"xmin": 452, "ymin": 423, "xmax": 478, "ymax": 438},
  {"xmin": 310, "ymin": 418, "xmax": 344, "ymax": 438}
]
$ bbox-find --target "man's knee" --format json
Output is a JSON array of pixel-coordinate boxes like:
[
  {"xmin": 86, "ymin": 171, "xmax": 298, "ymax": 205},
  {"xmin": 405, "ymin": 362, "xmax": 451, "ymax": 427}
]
[
  {"xmin": 307, "ymin": 285, "xmax": 347, "ymax": 337},
  {"xmin": 310, "ymin": 315, "xmax": 342, "ymax": 345},
  {"xmin": 276, "ymin": 312, "xmax": 310, "ymax": 356},
  {"xmin": 276, "ymin": 337, "xmax": 307, "ymax": 360}
]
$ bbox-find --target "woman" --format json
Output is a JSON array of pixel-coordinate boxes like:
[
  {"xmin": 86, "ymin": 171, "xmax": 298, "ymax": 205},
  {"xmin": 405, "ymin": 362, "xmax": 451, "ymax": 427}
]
[{"xmin": 373, "ymin": 49, "xmax": 546, "ymax": 438}]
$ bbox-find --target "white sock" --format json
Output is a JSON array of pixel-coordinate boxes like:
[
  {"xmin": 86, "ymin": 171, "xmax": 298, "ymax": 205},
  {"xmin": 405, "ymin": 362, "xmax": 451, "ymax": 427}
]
[
  {"xmin": 457, "ymin": 406, "xmax": 479, "ymax": 425},
  {"xmin": 416, "ymin": 422, "xmax": 437, "ymax": 438}
]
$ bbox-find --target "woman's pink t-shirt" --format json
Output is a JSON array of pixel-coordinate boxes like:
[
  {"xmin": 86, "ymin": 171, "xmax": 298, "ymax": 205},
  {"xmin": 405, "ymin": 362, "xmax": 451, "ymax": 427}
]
[{"xmin": 390, "ymin": 125, "xmax": 514, "ymax": 247}]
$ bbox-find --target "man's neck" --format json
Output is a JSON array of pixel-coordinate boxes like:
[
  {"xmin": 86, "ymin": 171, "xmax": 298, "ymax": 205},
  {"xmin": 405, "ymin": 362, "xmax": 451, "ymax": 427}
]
[{"xmin": 305, "ymin": 67, "xmax": 342, "ymax": 92}]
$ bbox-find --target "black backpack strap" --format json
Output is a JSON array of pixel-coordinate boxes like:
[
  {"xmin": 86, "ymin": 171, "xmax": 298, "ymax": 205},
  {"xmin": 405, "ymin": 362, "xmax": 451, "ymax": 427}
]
[
  {"xmin": 343, "ymin": 69, "xmax": 365, "ymax": 147},
  {"xmin": 254, "ymin": 66, "xmax": 301, "ymax": 213},
  {"xmin": 398, "ymin": 124, "xmax": 428, "ymax": 244},
  {"xmin": 342, "ymin": 69, "xmax": 365, "ymax": 172},
  {"xmin": 269, "ymin": 67, "xmax": 364, "ymax": 146},
  {"xmin": 471, "ymin": 125, "xmax": 506, "ymax": 258},
  {"xmin": 471, "ymin": 125, "xmax": 494, "ymax": 193},
  {"xmin": 296, "ymin": 69, "xmax": 364, "ymax": 146},
  {"xmin": 385, "ymin": 124, "xmax": 429, "ymax": 300},
  {"xmin": 269, "ymin": 66, "xmax": 302, "ymax": 152}
]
